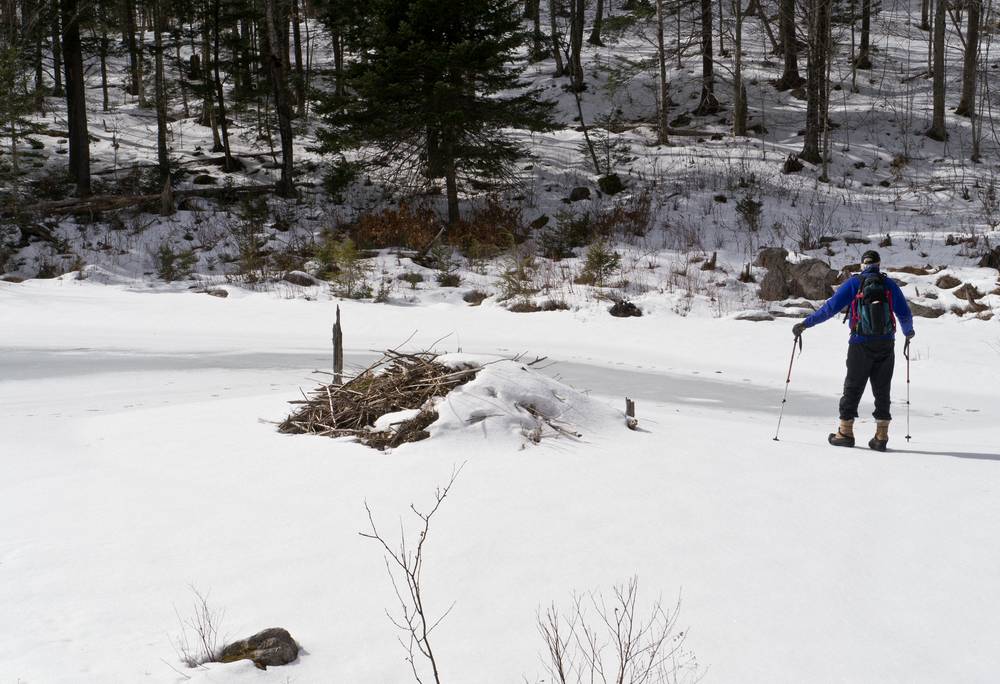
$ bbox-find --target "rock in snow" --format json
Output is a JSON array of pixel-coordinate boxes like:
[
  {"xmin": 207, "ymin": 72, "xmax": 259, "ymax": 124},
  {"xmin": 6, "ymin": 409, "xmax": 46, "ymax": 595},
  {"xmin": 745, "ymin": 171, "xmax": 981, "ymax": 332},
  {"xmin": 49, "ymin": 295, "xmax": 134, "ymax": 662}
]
[{"xmin": 219, "ymin": 628, "xmax": 299, "ymax": 669}]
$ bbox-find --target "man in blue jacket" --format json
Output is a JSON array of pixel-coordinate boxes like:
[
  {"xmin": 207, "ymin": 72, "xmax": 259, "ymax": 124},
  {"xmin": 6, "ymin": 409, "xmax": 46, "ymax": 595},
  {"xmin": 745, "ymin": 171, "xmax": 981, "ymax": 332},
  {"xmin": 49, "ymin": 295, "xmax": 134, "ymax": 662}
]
[{"xmin": 792, "ymin": 250, "xmax": 915, "ymax": 451}]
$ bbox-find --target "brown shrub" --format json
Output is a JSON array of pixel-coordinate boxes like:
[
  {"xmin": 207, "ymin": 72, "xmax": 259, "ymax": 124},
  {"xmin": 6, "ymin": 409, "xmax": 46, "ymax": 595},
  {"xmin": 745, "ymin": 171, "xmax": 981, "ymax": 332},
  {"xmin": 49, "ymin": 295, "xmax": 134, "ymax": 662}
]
[
  {"xmin": 591, "ymin": 190, "xmax": 654, "ymax": 238},
  {"xmin": 353, "ymin": 203, "xmax": 441, "ymax": 250},
  {"xmin": 449, "ymin": 196, "xmax": 524, "ymax": 257}
]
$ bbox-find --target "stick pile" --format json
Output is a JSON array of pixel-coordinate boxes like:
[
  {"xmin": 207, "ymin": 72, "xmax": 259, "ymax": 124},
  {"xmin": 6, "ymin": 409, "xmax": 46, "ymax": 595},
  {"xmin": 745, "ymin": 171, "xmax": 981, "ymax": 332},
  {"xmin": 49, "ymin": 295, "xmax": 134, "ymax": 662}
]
[{"xmin": 279, "ymin": 351, "xmax": 478, "ymax": 449}]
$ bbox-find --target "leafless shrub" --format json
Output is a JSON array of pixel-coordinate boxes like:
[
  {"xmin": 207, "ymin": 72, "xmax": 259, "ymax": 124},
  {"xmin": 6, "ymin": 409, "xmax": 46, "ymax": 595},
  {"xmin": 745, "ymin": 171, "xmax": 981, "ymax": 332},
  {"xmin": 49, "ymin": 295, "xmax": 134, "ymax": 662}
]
[
  {"xmin": 360, "ymin": 465, "xmax": 465, "ymax": 684},
  {"xmin": 172, "ymin": 586, "xmax": 225, "ymax": 669},
  {"xmin": 537, "ymin": 577, "xmax": 702, "ymax": 684}
]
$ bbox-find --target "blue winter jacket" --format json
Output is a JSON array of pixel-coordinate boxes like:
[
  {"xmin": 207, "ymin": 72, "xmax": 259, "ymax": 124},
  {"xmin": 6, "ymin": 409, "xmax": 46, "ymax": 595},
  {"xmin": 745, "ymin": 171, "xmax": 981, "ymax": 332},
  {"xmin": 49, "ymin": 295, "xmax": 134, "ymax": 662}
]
[{"xmin": 803, "ymin": 265, "xmax": 915, "ymax": 344}]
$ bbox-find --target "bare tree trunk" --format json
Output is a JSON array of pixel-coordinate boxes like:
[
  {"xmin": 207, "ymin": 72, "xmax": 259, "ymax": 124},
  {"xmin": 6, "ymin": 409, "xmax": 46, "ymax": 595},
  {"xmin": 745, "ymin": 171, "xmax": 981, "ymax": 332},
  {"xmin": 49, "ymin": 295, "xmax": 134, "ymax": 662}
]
[
  {"xmin": 588, "ymin": 0, "xmax": 604, "ymax": 45},
  {"xmin": 734, "ymin": 0, "xmax": 747, "ymax": 136},
  {"xmin": 775, "ymin": 0, "xmax": 802, "ymax": 89},
  {"xmin": 855, "ymin": 0, "xmax": 872, "ymax": 68},
  {"xmin": 718, "ymin": 0, "xmax": 725, "ymax": 55},
  {"xmin": 956, "ymin": 0, "xmax": 980, "ymax": 116},
  {"xmin": 263, "ymin": 0, "xmax": 295, "ymax": 196},
  {"xmin": 291, "ymin": 0, "xmax": 305, "ymax": 116},
  {"xmin": 445, "ymin": 158, "xmax": 460, "ymax": 226},
  {"xmin": 800, "ymin": 0, "xmax": 830, "ymax": 162},
  {"xmin": 332, "ymin": 28, "xmax": 344, "ymax": 97},
  {"xmin": 549, "ymin": 0, "xmax": 565, "ymax": 76},
  {"xmin": 531, "ymin": 0, "xmax": 544, "ymax": 59},
  {"xmin": 136, "ymin": 5, "xmax": 147, "ymax": 107},
  {"xmin": 199, "ymin": 8, "xmax": 221, "ymax": 150},
  {"xmin": 98, "ymin": 28, "xmax": 110, "ymax": 111},
  {"xmin": 51, "ymin": 13, "xmax": 63, "ymax": 96},
  {"xmin": 212, "ymin": 0, "xmax": 235, "ymax": 168},
  {"xmin": 175, "ymin": 27, "xmax": 189, "ymax": 118},
  {"xmin": 756, "ymin": 2, "xmax": 780, "ymax": 54},
  {"xmin": 927, "ymin": 0, "xmax": 947, "ymax": 139},
  {"xmin": 696, "ymin": 0, "xmax": 719, "ymax": 112},
  {"xmin": 34, "ymin": 27, "xmax": 44, "ymax": 106},
  {"xmin": 921, "ymin": 0, "xmax": 930, "ymax": 30},
  {"xmin": 153, "ymin": 0, "xmax": 169, "ymax": 179},
  {"xmin": 569, "ymin": 0, "xmax": 585, "ymax": 90},
  {"xmin": 655, "ymin": 0, "xmax": 669, "ymax": 143},
  {"xmin": 60, "ymin": 0, "xmax": 90, "ymax": 195},
  {"xmin": 123, "ymin": 0, "xmax": 139, "ymax": 97}
]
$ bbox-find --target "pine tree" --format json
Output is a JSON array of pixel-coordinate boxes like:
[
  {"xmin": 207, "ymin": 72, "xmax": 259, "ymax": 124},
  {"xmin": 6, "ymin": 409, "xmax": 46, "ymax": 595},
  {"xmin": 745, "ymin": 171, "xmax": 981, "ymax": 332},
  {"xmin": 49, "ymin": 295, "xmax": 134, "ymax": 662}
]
[{"xmin": 320, "ymin": 0, "xmax": 555, "ymax": 226}]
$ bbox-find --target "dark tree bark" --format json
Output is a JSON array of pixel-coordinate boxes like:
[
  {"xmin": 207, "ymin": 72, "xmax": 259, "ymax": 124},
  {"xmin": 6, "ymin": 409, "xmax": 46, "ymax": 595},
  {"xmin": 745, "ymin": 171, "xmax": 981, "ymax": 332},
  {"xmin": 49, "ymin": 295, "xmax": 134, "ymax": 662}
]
[
  {"xmin": 262, "ymin": 0, "xmax": 295, "ymax": 196},
  {"xmin": 655, "ymin": 0, "xmax": 669, "ymax": 143},
  {"xmin": 198, "ymin": 5, "xmax": 222, "ymax": 151},
  {"xmin": 98, "ymin": 28, "xmax": 110, "ymax": 111},
  {"xmin": 534, "ymin": 1, "xmax": 544, "ymax": 55},
  {"xmin": 801, "ymin": 0, "xmax": 830, "ymax": 163},
  {"xmin": 152, "ymin": 0, "xmax": 169, "ymax": 178},
  {"xmin": 696, "ymin": 0, "xmax": 719, "ymax": 112},
  {"xmin": 956, "ymin": 0, "xmax": 980, "ymax": 117},
  {"xmin": 734, "ymin": 0, "xmax": 747, "ymax": 136},
  {"xmin": 291, "ymin": 0, "xmax": 305, "ymax": 116},
  {"xmin": 856, "ymin": 0, "xmax": 872, "ymax": 69},
  {"xmin": 51, "ymin": 12, "xmax": 63, "ymax": 96},
  {"xmin": 549, "ymin": 0, "xmax": 565, "ymax": 76},
  {"xmin": 174, "ymin": 26, "xmax": 189, "ymax": 118},
  {"xmin": 775, "ymin": 0, "xmax": 802, "ymax": 89},
  {"xmin": 569, "ymin": 0, "xmax": 585, "ymax": 90},
  {"xmin": 34, "ymin": 22, "xmax": 44, "ymax": 106},
  {"xmin": 123, "ymin": 0, "xmax": 140, "ymax": 96},
  {"xmin": 332, "ymin": 28, "xmax": 344, "ymax": 97},
  {"xmin": 588, "ymin": 0, "xmax": 604, "ymax": 45},
  {"xmin": 444, "ymin": 152, "xmax": 459, "ymax": 226},
  {"xmin": 920, "ymin": 0, "xmax": 930, "ymax": 30},
  {"xmin": 60, "ymin": 0, "xmax": 90, "ymax": 195},
  {"xmin": 927, "ymin": 0, "xmax": 947, "ymax": 139},
  {"xmin": 212, "ymin": 0, "xmax": 235, "ymax": 168}
]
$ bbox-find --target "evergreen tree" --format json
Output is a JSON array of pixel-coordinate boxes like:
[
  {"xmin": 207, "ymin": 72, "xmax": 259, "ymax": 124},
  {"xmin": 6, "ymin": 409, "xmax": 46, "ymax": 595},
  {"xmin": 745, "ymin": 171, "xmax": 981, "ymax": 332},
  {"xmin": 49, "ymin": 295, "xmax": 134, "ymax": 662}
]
[{"xmin": 319, "ymin": 0, "xmax": 555, "ymax": 225}]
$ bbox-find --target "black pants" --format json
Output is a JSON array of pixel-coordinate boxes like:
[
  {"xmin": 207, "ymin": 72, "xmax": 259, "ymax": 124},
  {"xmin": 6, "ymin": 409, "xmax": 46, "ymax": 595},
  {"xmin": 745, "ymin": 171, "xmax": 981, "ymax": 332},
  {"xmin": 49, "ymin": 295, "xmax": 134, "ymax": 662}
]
[{"xmin": 839, "ymin": 340, "xmax": 895, "ymax": 421}]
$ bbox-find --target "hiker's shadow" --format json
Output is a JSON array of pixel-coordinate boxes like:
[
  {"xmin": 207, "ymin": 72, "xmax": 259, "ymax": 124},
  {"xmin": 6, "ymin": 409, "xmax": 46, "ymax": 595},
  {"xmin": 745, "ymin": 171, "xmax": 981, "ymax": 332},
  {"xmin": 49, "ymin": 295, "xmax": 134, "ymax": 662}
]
[{"xmin": 902, "ymin": 449, "xmax": 1000, "ymax": 462}]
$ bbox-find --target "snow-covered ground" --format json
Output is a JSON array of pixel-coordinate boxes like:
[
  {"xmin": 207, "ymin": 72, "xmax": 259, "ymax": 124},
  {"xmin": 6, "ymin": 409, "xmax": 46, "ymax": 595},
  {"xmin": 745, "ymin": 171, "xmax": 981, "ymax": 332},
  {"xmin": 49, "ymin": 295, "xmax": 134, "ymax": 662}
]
[{"xmin": 2, "ymin": 277, "xmax": 998, "ymax": 683}]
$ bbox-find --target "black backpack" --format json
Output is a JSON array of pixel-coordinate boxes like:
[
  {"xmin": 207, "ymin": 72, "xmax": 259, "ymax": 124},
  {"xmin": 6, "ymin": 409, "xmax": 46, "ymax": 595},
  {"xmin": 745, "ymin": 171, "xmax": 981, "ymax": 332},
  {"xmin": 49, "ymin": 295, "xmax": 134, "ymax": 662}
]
[{"xmin": 847, "ymin": 272, "xmax": 896, "ymax": 336}]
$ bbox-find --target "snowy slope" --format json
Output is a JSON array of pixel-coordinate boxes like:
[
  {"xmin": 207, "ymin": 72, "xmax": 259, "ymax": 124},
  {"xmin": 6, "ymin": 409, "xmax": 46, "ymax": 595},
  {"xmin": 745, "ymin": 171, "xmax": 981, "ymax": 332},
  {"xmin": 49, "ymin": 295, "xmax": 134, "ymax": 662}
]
[{"xmin": 1, "ymin": 279, "xmax": 998, "ymax": 683}]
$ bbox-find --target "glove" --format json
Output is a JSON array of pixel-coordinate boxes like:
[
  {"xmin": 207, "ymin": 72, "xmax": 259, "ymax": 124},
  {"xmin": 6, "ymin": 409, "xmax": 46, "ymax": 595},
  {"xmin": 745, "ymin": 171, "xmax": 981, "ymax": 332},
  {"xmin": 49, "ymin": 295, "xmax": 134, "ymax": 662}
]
[
  {"xmin": 905, "ymin": 331, "xmax": 915, "ymax": 340},
  {"xmin": 792, "ymin": 322, "xmax": 806, "ymax": 338}
]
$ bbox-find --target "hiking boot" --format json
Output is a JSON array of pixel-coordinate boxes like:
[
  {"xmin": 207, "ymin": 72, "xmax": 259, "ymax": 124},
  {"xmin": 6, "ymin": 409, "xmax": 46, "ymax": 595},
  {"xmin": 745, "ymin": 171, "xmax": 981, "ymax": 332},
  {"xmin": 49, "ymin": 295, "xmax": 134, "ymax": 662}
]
[
  {"xmin": 828, "ymin": 419, "xmax": 855, "ymax": 447},
  {"xmin": 868, "ymin": 419, "xmax": 890, "ymax": 452}
]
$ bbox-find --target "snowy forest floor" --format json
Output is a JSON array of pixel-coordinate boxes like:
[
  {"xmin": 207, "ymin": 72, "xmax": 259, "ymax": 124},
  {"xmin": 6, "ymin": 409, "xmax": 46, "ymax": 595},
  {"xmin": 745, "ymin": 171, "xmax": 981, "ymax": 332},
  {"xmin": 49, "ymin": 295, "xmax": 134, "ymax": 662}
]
[{"xmin": 1, "ymin": 278, "xmax": 998, "ymax": 683}]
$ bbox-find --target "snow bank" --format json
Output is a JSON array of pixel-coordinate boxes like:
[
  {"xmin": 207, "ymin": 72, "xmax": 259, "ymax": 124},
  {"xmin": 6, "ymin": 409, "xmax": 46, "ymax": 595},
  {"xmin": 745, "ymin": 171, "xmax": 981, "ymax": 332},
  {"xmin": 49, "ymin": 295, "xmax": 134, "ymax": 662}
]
[{"xmin": 428, "ymin": 354, "xmax": 630, "ymax": 448}]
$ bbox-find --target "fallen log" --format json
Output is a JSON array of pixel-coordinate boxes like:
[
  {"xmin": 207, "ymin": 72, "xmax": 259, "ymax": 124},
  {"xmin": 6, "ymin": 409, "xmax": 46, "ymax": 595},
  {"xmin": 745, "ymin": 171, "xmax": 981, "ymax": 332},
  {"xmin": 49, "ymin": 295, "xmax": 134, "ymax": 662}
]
[{"xmin": 15, "ymin": 184, "xmax": 279, "ymax": 217}]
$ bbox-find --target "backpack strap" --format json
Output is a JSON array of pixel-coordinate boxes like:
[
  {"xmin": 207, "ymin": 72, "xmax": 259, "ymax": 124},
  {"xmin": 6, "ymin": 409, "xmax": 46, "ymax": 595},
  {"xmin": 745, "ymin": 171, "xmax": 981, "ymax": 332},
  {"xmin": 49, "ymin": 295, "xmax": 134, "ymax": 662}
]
[
  {"xmin": 884, "ymin": 274, "xmax": 897, "ymax": 330},
  {"xmin": 842, "ymin": 273, "xmax": 863, "ymax": 324}
]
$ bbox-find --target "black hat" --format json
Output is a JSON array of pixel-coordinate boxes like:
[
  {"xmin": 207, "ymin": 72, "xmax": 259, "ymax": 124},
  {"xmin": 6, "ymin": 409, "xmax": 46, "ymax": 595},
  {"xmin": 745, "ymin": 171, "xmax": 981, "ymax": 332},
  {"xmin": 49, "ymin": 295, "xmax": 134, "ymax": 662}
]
[{"xmin": 861, "ymin": 250, "xmax": 880, "ymax": 265}]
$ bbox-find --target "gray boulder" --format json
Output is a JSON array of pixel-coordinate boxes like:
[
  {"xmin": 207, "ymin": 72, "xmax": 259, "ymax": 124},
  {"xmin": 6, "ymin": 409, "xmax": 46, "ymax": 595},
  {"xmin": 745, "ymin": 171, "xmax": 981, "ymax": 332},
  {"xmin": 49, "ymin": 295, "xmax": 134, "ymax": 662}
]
[
  {"xmin": 758, "ymin": 269, "xmax": 790, "ymax": 301},
  {"xmin": 219, "ymin": 627, "xmax": 299, "ymax": 670},
  {"xmin": 283, "ymin": 270, "xmax": 320, "ymax": 287},
  {"xmin": 754, "ymin": 248, "xmax": 835, "ymax": 301},
  {"xmin": 754, "ymin": 247, "xmax": 789, "ymax": 270},
  {"xmin": 787, "ymin": 258, "xmax": 837, "ymax": 300}
]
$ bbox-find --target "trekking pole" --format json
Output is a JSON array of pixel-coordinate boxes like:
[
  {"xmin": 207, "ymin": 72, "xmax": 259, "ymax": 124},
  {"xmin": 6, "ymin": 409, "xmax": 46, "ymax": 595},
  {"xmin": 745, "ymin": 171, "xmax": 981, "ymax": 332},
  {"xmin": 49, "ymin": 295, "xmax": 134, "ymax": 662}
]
[
  {"xmin": 904, "ymin": 337, "xmax": 911, "ymax": 442},
  {"xmin": 773, "ymin": 334, "xmax": 803, "ymax": 441}
]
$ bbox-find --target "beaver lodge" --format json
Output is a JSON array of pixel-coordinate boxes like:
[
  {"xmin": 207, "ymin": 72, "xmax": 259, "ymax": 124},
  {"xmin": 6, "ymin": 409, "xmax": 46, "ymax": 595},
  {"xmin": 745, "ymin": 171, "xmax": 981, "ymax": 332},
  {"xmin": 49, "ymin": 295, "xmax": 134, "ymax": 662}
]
[{"xmin": 278, "ymin": 351, "xmax": 480, "ymax": 450}]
